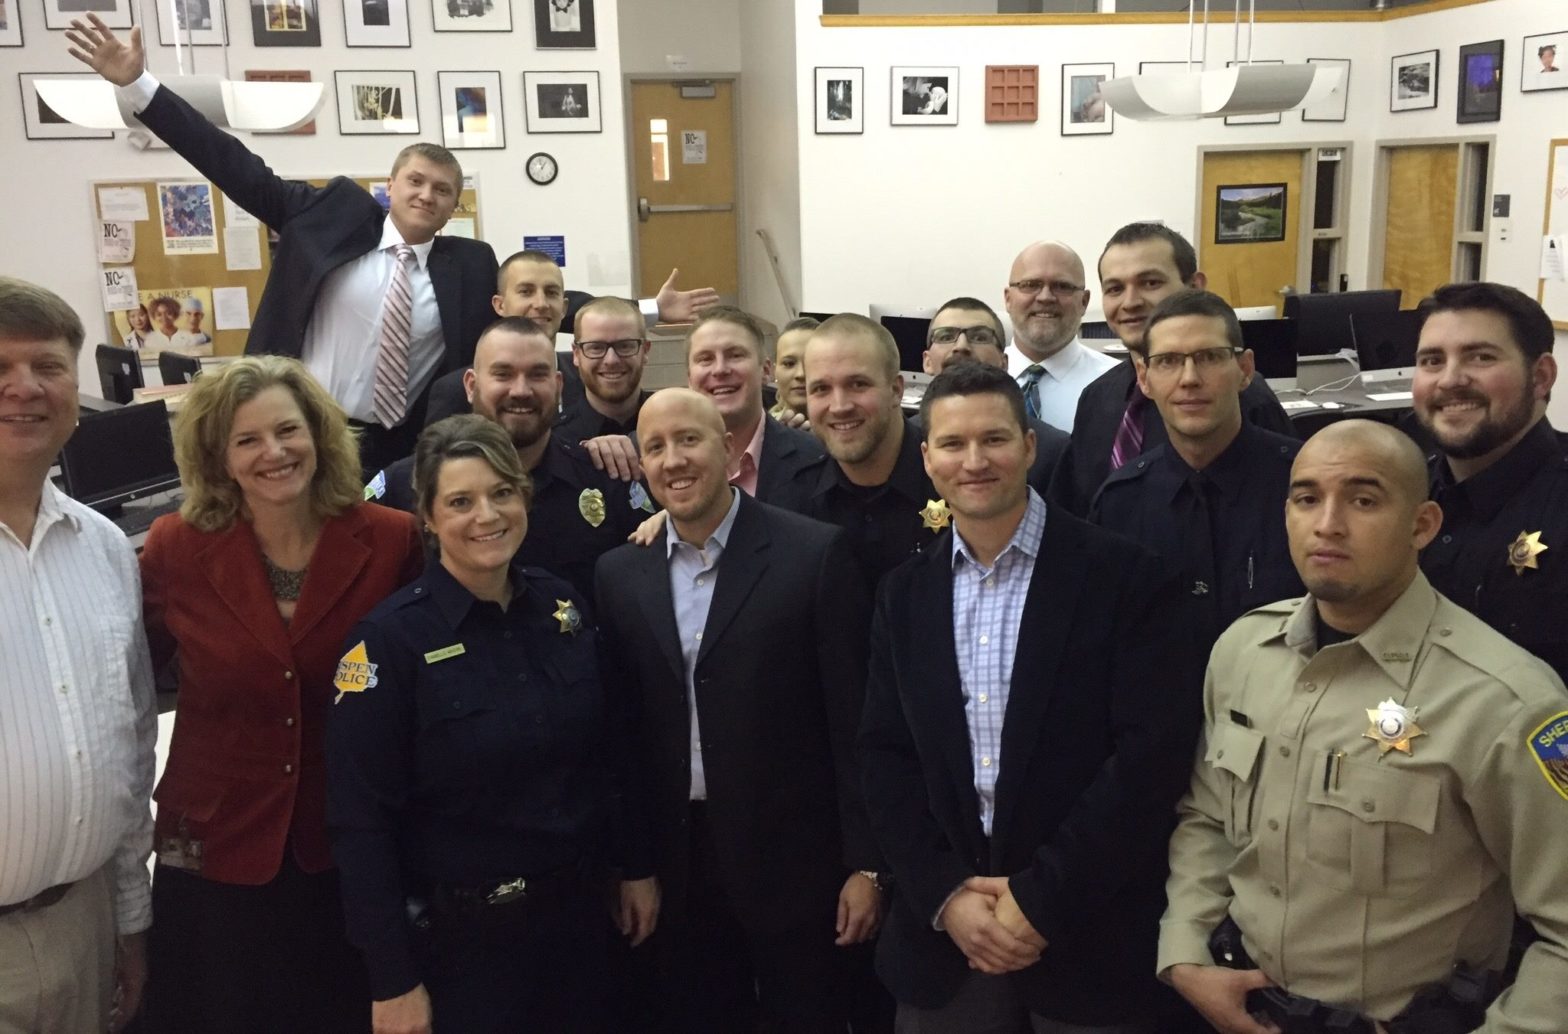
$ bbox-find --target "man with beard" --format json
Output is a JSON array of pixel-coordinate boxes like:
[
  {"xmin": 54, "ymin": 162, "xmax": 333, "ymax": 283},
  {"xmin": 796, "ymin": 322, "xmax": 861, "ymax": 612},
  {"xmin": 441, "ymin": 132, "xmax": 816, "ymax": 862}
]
[
  {"xmin": 1002, "ymin": 241, "xmax": 1118, "ymax": 433},
  {"xmin": 366, "ymin": 316, "xmax": 640, "ymax": 605},
  {"xmin": 1413, "ymin": 282, "xmax": 1568, "ymax": 684},
  {"xmin": 557, "ymin": 296, "xmax": 656, "ymax": 445}
]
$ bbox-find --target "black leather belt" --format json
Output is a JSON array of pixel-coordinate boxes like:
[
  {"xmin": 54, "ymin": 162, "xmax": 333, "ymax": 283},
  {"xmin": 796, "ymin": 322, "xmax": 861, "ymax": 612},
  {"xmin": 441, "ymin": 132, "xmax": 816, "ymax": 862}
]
[{"xmin": 0, "ymin": 882, "xmax": 73, "ymax": 918}]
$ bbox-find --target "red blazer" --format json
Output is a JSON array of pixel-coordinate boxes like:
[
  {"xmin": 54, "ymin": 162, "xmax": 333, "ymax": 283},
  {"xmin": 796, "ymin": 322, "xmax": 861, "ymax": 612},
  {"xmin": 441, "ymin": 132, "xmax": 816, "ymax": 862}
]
[{"xmin": 141, "ymin": 502, "xmax": 422, "ymax": 885}]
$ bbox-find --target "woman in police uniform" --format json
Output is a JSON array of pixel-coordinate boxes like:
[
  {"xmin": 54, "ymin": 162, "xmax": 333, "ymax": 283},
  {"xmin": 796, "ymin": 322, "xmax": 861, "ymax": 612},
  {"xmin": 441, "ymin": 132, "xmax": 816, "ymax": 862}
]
[{"xmin": 327, "ymin": 415, "xmax": 656, "ymax": 1034}]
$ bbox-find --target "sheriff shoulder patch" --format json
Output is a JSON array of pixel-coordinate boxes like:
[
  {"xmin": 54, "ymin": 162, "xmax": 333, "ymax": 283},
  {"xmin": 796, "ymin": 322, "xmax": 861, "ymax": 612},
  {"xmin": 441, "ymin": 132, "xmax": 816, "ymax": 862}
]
[
  {"xmin": 1528, "ymin": 710, "xmax": 1568, "ymax": 802},
  {"xmin": 334, "ymin": 641, "xmax": 379, "ymax": 703}
]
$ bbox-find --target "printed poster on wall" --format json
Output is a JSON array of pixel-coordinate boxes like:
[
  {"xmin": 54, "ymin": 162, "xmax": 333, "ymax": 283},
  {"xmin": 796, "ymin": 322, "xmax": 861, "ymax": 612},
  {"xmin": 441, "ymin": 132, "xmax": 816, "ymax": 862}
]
[{"xmin": 158, "ymin": 181, "xmax": 219, "ymax": 255}]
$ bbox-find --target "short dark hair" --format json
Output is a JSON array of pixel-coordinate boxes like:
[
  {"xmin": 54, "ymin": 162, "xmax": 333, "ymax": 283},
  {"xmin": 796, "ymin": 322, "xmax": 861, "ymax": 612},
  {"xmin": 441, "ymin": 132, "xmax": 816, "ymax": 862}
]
[
  {"xmin": 1144, "ymin": 289, "xmax": 1244, "ymax": 354},
  {"xmin": 1417, "ymin": 281, "xmax": 1555, "ymax": 363},
  {"xmin": 1099, "ymin": 222, "xmax": 1199, "ymax": 285},
  {"xmin": 0, "ymin": 276, "xmax": 84, "ymax": 354},
  {"xmin": 496, "ymin": 250, "xmax": 564, "ymax": 293},
  {"xmin": 932, "ymin": 296, "xmax": 1005, "ymax": 342},
  {"xmin": 919, "ymin": 359, "xmax": 1028, "ymax": 436}
]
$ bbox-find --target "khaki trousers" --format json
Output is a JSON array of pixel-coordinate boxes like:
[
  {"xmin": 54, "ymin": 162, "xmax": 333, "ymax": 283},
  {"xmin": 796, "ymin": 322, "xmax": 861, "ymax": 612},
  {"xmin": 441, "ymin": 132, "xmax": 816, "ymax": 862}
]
[{"xmin": 0, "ymin": 868, "xmax": 115, "ymax": 1034}]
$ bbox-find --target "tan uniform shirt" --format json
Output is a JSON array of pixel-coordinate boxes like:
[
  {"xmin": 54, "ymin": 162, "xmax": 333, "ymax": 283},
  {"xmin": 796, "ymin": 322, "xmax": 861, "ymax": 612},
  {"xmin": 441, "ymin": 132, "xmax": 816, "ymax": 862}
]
[{"xmin": 1158, "ymin": 572, "xmax": 1568, "ymax": 1030}]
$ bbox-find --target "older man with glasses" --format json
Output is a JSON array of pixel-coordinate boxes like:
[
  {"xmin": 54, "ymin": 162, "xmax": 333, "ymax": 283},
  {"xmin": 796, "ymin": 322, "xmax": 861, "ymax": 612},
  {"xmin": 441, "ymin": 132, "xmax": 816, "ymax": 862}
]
[{"xmin": 1002, "ymin": 241, "xmax": 1118, "ymax": 432}]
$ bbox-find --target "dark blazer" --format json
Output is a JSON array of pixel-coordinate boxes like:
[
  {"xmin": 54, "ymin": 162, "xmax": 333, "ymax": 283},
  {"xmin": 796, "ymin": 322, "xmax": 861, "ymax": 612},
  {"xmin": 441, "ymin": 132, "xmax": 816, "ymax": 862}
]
[
  {"xmin": 755, "ymin": 416, "xmax": 825, "ymax": 505},
  {"xmin": 594, "ymin": 494, "xmax": 877, "ymax": 933},
  {"xmin": 1049, "ymin": 360, "xmax": 1297, "ymax": 517},
  {"xmin": 140, "ymin": 503, "xmax": 423, "ymax": 885},
  {"xmin": 134, "ymin": 86, "xmax": 498, "ymax": 372},
  {"xmin": 859, "ymin": 511, "xmax": 1202, "ymax": 1025}
]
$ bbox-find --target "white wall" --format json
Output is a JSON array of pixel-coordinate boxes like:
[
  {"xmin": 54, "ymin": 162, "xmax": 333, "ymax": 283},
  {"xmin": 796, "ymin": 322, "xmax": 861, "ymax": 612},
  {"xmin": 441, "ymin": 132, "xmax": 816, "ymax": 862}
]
[
  {"xmin": 617, "ymin": 0, "xmax": 741, "ymax": 75},
  {"xmin": 0, "ymin": 0, "xmax": 635, "ymax": 390},
  {"xmin": 739, "ymin": 0, "xmax": 804, "ymax": 327}
]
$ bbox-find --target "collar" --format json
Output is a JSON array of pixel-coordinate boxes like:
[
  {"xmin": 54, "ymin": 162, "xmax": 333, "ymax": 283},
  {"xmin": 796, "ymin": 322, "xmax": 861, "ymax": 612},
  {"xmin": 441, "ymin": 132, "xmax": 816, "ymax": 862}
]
[
  {"xmin": 952, "ymin": 489, "xmax": 1048, "ymax": 571},
  {"xmin": 1007, "ymin": 337, "xmax": 1087, "ymax": 380},
  {"xmin": 813, "ymin": 418, "xmax": 931, "ymax": 503},
  {"xmin": 736, "ymin": 413, "xmax": 767, "ymax": 475},
  {"xmin": 1157, "ymin": 422, "xmax": 1259, "ymax": 504},
  {"xmin": 1281, "ymin": 571, "xmax": 1438, "ymax": 688},
  {"xmin": 425, "ymin": 555, "xmax": 532, "ymax": 629},
  {"xmin": 529, "ymin": 435, "xmax": 573, "ymax": 492},
  {"xmin": 0, "ymin": 480, "xmax": 81, "ymax": 550},
  {"xmin": 378, "ymin": 219, "xmax": 436, "ymax": 270},
  {"xmin": 1432, "ymin": 418, "xmax": 1562, "ymax": 523},
  {"xmin": 666, "ymin": 487, "xmax": 743, "ymax": 558}
]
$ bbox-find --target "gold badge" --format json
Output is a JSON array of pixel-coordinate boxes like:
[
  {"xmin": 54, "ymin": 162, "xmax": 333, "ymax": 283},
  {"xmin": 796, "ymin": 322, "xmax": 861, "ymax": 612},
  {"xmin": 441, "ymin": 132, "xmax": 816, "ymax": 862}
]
[
  {"xmin": 1507, "ymin": 530, "xmax": 1548, "ymax": 575},
  {"xmin": 579, "ymin": 488, "xmax": 606, "ymax": 528},
  {"xmin": 1363, "ymin": 698, "xmax": 1426, "ymax": 756},
  {"xmin": 333, "ymin": 641, "xmax": 379, "ymax": 704},
  {"xmin": 919, "ymin": 499, "xmax": 951, "ymax": 531},
  {"xmin": 554, "ymin": 599, "xmax": 583, "ymax": 635}
]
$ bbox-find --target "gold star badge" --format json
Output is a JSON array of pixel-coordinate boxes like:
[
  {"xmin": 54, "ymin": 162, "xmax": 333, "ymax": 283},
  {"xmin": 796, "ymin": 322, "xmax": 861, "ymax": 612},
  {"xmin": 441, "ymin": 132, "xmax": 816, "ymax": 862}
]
[
  {"xmin": 553, "ymin": 599, "xmax": 582, "ymax": 635},
  {"xmin": 919, "ymin": 499, "xmax": 951, "ymax": 531},
  {"xmin": 1507, "ymin": 530, "xmax": 1548, "ymax": 575},
  {"xmin": 579, "ymin": 488, "xmax": 606, "ymax": 528},
  {"xmin": 1364, "ymin": 698, "xmax": 1426, "ymax": 756}
]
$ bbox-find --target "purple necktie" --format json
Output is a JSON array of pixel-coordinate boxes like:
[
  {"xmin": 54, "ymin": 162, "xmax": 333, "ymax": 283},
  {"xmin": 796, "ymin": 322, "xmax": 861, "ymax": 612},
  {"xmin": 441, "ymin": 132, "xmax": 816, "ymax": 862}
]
[{"xmin": 1108, "ymin": 390, "xmax": 1147, "ymax": 471}]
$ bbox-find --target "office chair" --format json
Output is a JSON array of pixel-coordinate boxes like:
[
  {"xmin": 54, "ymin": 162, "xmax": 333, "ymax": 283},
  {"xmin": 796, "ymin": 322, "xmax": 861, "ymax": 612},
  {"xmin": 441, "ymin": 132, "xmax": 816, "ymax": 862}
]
[
  {"xmin": 95, "ymin": 343, "xmax": 144, "ymax": 404},
  {"xmin": 158, "ymin": 351, "xmax": 202, "ymax": 385}
]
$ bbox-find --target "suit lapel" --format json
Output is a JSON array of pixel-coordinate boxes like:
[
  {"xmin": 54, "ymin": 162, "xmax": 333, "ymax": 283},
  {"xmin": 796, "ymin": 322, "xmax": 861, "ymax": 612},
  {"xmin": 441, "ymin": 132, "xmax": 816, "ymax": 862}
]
[
  {"xmin": 287, "ymin": 509, "xmax": 372, "ymax": 646},
  {"xmin": 989, "ymin": 512, "xmax": 1085, "ymax": 853},
  {"xmin": 426, "ymin": 243, "xmax": 460, "ymax": 360},
  {"xmin": 696, "ymin": 498, "xmax": 768, "ymax": 666},
  {"xmin": 633, "ymin": 540, "xmax": 686, "ymax": 683},
  {"xmin": 197, "ymin": 521, "xmax": 294, "ymax": 670}
]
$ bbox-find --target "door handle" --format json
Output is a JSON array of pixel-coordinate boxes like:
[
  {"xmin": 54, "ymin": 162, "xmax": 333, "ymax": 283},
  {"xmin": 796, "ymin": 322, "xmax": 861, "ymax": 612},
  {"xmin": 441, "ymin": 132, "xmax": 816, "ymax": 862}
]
[
  {"xmin": 639, "ymin": 202, "xmax": 734, "ymax": 218},
  {"xmin": 638, "ymin": 197, "xmax": 651, "ymax": 222}
]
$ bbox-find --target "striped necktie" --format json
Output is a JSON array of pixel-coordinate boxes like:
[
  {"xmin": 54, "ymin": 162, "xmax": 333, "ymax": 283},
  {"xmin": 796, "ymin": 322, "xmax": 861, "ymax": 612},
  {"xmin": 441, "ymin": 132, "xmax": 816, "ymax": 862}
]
[
  {"xmin": 1018, "ymin": 364, "xmax": 1045, "ymax": 422},
  {"xmin": 1108, "ymin": 389, "xmax": 1147, "ymax": 471},
  {"xmin": 372, "ymin": 243, "xmax": 415, "ymax": 429}
]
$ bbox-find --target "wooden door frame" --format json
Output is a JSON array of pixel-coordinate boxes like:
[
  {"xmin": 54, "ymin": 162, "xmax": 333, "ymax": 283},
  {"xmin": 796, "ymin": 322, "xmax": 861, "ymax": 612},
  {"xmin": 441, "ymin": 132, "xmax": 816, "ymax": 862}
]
[
  {"xmin": 622, "ymin": 74, "xmax": 744, "ymax": 306},
  {"xmin": 1194, "ymin": 140, "xmax": 1353, "ymax": 298},
  {"xmin": 1368, "ymin": 134, "xmax": 1496, "ymax": 291}
]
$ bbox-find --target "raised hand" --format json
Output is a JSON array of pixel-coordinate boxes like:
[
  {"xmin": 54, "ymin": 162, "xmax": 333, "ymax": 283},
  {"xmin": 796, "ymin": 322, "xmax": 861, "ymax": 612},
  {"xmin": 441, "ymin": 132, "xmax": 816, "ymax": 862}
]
[{"xmin": 64, "ymin": 12, "xmax": 145, "ymax": 87}]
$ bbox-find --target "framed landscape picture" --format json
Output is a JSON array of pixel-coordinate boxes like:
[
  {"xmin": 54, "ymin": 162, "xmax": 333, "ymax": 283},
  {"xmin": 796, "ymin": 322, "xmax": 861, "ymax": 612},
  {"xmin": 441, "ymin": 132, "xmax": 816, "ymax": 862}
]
[
  {"xmin": 1061, "ymin": 62, "xmax": 1113, "ymax": 135},
  {"xmin": 439, "ymin": 69, "xmax": 504, "ymax": 148},
  {"xmin": 251, "ymin": 0, "xmax": 320, "ymax": 45},
  {"xmin": 533, "ymin": 0, "xmax": 592, "ymax": 48},
  {"xmin": 523, "ymin": 70, "xmax": 600, "ymax": 133},
  {"xmin": 334, "ymin": 69, "xmax": 419, "ymax": 134},
  {"xmin": 814, "ymin": 66, "xmax": 862, "ymax": 134},
  {"xmin": 1391, "ymin": 48, "xmax": 1439, "ymax": 112},
  {"xmin": 1215, "ymin": 183, "xmax": 1287, "ymax": 244},
  {"xmin": 343, "ymin": 0, "xmax": 409, "ymax": 46},
  {"xmin": 891, "ymin": 66, "xmax": 957, "ymax": 126},
  {"xmin": 1456, "ymin": 39, "xmax": 1503, "ymax": 123}
]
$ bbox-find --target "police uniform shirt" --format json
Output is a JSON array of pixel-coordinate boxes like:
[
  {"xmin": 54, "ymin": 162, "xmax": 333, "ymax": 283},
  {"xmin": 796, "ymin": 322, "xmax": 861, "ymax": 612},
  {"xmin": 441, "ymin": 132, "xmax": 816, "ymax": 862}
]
[
  {"xmin": 787, "ymin": 419, "xmax": 946, "ymax": 588},
  {"xmin": 1158, "ymin": 572, "xmax": 1568, "ymax": 1025},
  {"xmin": 1090, "ymin": 423, "xmax": 1303, "ymax": 646},
  {"xmin": 1422, "ymin": 418, "xmax": 1568, "ymax": 683},
  {"xmin": 326, "ymin": 560, "xmax": 638, "ymax": 1000},
  {"xmin": 366, "ymin": 435, "xmax": 649, "ymax": 607},
  {"xmin": 553, "ymin": 390, "xmax": 653, "ymax": 447}
]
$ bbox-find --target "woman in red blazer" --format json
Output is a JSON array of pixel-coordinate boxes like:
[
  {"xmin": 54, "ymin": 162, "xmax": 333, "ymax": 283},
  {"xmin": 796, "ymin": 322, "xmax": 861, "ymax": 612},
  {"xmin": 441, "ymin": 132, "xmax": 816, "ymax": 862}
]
[{"xmin": 139, "ymin": 357, "xmax": 422, "ymax": 1033}]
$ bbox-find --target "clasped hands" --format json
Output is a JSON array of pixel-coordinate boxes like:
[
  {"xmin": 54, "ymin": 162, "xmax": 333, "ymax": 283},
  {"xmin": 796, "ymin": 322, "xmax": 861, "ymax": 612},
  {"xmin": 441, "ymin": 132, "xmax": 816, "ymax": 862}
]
[{"xmin": 939, "ymin": 875, "xmax": 1047, "ymax": 975}]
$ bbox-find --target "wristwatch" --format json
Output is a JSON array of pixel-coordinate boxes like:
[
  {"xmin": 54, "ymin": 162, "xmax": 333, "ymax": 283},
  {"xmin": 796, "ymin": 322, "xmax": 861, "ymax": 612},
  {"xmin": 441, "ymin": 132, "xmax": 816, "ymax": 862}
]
[{"xmin": 857, "ymin": 870, "xmax": 890, "ymax": 893}]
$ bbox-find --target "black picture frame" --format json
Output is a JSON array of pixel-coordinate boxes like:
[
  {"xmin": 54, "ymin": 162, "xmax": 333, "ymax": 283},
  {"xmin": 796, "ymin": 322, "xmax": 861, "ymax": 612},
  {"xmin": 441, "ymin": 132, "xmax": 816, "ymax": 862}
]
[
  {"xmin": 533, "ymin": 0, "xmax": 592, "ymax": 49},
  {"xmin": 1301, "ymin": 58, "xmax": 1351, "ymax": 123},
  {"xmin": 1215, "ymin": 183, "xmax": 1288, "ymax": 245},
  {"xmin": 1457, "ymin": 39, "xmax": 1503, "ymax": 123},
  {"xmin": 250, "ymin": 0, "xmax": 321, "ymax": 46},
  {"xmin": 1390, "ymin": 48, "xmax": 1439, "ymax": 112},
  {"xmin": 1, "ymin": 0, "xmax": 26, "ymax": 46}
]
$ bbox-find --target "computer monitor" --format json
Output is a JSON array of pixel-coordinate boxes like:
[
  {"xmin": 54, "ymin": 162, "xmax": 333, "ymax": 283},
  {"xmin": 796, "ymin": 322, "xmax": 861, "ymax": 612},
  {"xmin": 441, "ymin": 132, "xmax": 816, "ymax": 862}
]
[
  {"xmin": 869, "ymin": 304, "xmax": 938, "ymax": 373},
  {"xmin": 59, "ymin": 400, "xmax": 181, "ymax": 516},
  {"xmin": 1283, "ymin": 289, "xmax": 1401, "ymax": 356},
  {"xmin": 94, "ymin": 343, "xmax": 144, "ymax": 405},
  {"xmin": 1233, "ymin": 305, "xmax": 1279, "ymax": 321},
  {"xmin": 1238, "ymin": 319, "xmax": 1299, "ymax": 380},
  {"xmin": 1351, "ymin": 310, "xmax": 1424, "ymax": 382},
  {"xmin": 1079, "ymin": 320, "xmax": 1118, "ymax": 340}
]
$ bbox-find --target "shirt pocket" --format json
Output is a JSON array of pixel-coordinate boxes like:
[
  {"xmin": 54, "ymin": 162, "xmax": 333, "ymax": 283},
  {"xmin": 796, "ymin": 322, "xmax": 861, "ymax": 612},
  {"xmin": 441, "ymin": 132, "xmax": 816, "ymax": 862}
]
[
  {"xmin": 414, "ymin": 661, "xmax": 515, "ymax": 790},
  {"xmin": 1305, "ymin": 758, "xmax": 1439, "ymax": 896},
  {"xmin": 1206, "ymin": 721, "xmax": 1265, "ymax": 847}
]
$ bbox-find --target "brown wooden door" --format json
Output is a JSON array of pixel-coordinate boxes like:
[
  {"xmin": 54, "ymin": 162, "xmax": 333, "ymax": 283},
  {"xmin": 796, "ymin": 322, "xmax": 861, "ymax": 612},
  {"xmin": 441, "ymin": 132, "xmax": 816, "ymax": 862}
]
[
  {"xmin": 1199, "ymin": 150, "xmax": 1307, "ymax": 311},
  {"xmin": 1381, "ymin": 144, "xmax": 1459, "ymax": 307},
  {"xmin": 629, "ymin": 80, "xmax": 738, "ymax": 302}
]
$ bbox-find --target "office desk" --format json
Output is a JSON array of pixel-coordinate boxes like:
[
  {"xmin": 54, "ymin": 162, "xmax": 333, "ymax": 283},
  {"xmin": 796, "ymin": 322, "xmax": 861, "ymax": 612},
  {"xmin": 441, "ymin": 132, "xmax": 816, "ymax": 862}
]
[{"xmin": 1269, "ymin": 378, "xmax": 1417, "ymax": 437}]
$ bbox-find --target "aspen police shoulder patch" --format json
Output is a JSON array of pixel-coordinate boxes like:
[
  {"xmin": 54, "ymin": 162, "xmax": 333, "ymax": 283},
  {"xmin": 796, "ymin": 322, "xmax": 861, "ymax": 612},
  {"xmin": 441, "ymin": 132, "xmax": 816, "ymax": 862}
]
[
  {"xmin": 334, "ymin": 641, "xmax": 379, "ymax": 703},
  {"xmin": 1528, "ymin": 710, "xmax": 1568, "ymax": 802}
]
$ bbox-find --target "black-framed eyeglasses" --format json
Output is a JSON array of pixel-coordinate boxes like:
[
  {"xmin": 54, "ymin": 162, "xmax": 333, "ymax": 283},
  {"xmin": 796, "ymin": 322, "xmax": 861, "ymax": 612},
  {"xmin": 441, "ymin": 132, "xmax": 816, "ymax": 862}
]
[
  {"xmin": 1144, "ymin": 346, "xmax": 1242, "ymax": 376},
  {"xmin": 576, "ymin": 339, "xmax": 643, "ymax": 360},
  {"xmin": 928, "ymin": 325, "xmax": 1002, "ymax": 348},
  {"xmin": 1006, "ymin": 278, "xmax": 1084, "ymax": 299}
]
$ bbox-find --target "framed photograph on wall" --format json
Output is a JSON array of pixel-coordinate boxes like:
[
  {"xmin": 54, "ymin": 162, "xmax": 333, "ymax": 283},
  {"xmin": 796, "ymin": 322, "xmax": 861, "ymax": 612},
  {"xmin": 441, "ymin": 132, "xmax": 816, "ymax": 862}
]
[
  {"xmin": 523, "ymin": 70, "xmax": 600, "ymax": 133},
  {"xmin": 156, "ymin": 0, "xmax": 227, "ymax": 45},
  {"xmin": 1391, "ymin": 48, "xmax": 1439, "ymax": 112},
  {"xmin": 1522, "ymin": 31, "xmax": 1567, "ymax": 92},
  {"xmin": 334, "ymin": 69, "xmax": 419, "ymax": 134},
  {"xmin": 251, "ymin": 0, "xmax": 320, "ymax": 46},
  {"xmin": 43, "ymin": 0, "xmax": 133, "ymax": 28},
  {"xmin": 1457, "ymin": 39, "xmax": 1503, "ymax": 122},
  {"xmin": 891, "ymin": 66, "xmax": 957, "ymax": 126},
  {"xmin": 1224, "ymin": 60, "xmax": 1283, "ymax": 125},
  {"xmin": 985, "ymin": 65, "xmax": 1038, "ymax": 123},
  {"xmin": 433, "ymin": 0, "xmax": 510, "ymax": 32},
  {"xmin": 814, "ymin": 66, "xmax": 862, "ymax": 134},
  {"xmin": 439, "ymin": 69, "xmax": 504, "ymax": 148},
  {"xmin": 1215, "ymin": 183, "xmax": 1287, "ymax": 244},
  {"xmin": 1301, "ymin": 58, "xmax": 1350, "ymax": 122},
  {"xmin": 343, "ymin": 0, "xmax": 409, "ymax": 46},
  {"xmin": 2, "ymin": 0, "xmax": 26, "ymax": 46},
  {"xmin": 533, "ymin": 0, "xmax": 593, "ymax": 48},
  {"xmin": 1061, "ymin": 62, "xmax": 1113, "ymax": 136},
  {"xmin": 18, "ymin": 73, "xmax": 114, "ymax": 139}
]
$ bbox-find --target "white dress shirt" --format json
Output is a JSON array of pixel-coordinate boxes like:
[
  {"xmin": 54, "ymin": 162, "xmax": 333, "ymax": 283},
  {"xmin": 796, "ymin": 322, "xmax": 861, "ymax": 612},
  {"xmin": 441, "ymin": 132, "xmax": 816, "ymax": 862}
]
[
  {"xmin": 1006, "ymin": 337, "xmax": 1118, "ymax": 433},
  {"xmin": 0, "ymin": 483, "xmax": 156, "ymax": 934}
]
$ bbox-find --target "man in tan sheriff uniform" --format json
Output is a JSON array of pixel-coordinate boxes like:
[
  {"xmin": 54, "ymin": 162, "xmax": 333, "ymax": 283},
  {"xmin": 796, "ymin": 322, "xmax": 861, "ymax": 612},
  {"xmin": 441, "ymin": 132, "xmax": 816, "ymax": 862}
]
[{"xmin": 1157, "ymin": 418, "xmax": 1568, "ymax": 1034}]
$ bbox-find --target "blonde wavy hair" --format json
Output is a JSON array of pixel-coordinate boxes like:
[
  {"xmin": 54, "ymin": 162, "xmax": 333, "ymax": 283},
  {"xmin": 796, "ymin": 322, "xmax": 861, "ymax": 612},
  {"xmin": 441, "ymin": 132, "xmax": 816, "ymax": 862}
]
[{"xmin": 173, "ymin": 356, "xmax": 363, "ymax": 531}]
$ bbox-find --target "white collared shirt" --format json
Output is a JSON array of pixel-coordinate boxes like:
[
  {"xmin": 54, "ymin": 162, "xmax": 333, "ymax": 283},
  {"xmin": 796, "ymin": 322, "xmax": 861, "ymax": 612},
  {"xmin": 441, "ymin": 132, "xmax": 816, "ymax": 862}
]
[
  {"xmin": 1006, "ymin": 337, "xmax": 1118, "ymax": 433},
  {"xmin": 0, "ymin": 482, "xmax": 156, "ymax": 934}
]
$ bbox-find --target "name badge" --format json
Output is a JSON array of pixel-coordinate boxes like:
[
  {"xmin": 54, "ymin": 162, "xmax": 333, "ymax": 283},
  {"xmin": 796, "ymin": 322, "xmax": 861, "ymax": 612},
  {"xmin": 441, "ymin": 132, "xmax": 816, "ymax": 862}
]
[{"xmin": 424, "ymin": 643, "xmax": 467, "ymax": 664}]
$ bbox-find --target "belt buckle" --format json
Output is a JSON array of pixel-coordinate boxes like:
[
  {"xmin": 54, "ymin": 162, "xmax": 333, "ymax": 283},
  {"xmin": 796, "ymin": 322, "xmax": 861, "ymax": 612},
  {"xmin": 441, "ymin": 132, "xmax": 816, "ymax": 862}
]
[{"xmin": 485, "ymin": 877, "xmax": 527, "ymax": 906}]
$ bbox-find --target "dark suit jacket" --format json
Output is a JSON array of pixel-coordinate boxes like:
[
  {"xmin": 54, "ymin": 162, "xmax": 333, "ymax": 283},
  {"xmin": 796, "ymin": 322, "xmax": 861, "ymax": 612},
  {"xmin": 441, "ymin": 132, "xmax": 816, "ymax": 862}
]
[
  {"xmin": 135, "ymin": 86, "xmax": 499, "ymax": 373},
  {"xmin": 859, "ymin": 511, "xmax": 1202, "ymax": 1025},
  {"xmin": 755, "ymin": 416, "xmax": 825, "ymax": 505},
  {"xmin": 140, "ymin": 503, "xmax": 423, "ymax": 884},
  {"xmin": 1049, "ymin": 359, "xmax": 1297, "ymax": 517},
  {"xmin": 594, "ymin": 494, "xmax": 878, "ymax": 933}
]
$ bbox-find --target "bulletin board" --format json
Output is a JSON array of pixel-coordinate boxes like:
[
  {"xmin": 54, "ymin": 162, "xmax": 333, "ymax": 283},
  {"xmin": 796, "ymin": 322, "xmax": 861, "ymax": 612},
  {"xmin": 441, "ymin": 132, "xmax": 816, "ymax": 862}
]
[
  {"xmin": 91, "ymin": 174, "xmax": 484, "ymax": 360},
  {"xmin": 1542, "ymin": 138, "xmax": 1568, "ymax": 331}
]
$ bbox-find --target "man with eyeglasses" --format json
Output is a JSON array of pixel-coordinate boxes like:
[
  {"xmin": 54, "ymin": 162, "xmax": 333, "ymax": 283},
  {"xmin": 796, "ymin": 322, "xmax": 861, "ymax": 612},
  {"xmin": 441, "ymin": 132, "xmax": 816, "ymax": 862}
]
[
  {"xmin": 1091, "ymin": 290, "xmax": 1302, "ymax": 648},
  {"xmin": 556, "ymin": 296, "xmax": 657, "ymax": 445},
  {"xmin": 1002, "ymin": 241, "xmax": 1119, "ymax": 433}
]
